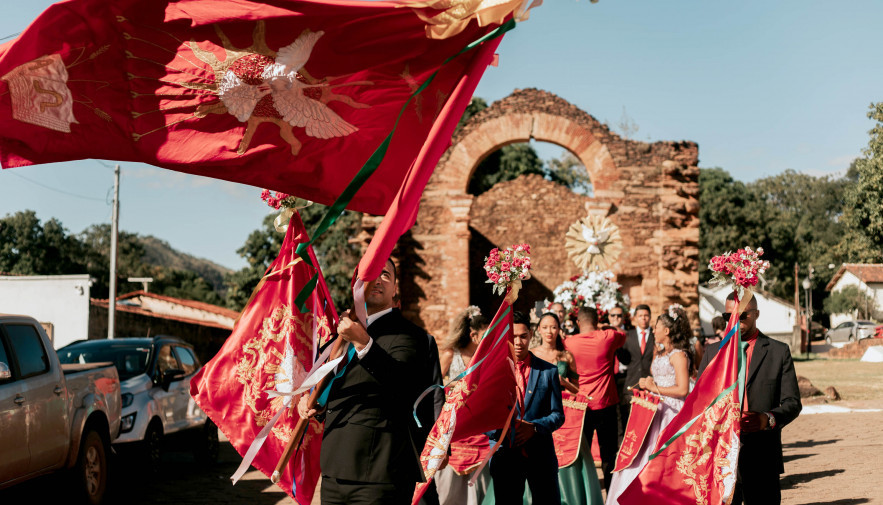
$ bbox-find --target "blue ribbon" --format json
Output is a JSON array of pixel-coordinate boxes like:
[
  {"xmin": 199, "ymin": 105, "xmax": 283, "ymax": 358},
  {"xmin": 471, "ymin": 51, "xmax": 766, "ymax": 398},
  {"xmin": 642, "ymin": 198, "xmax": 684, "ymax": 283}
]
[{"xmin": 316, "ymin": 344, "xmax": 356, "ymax": 408}]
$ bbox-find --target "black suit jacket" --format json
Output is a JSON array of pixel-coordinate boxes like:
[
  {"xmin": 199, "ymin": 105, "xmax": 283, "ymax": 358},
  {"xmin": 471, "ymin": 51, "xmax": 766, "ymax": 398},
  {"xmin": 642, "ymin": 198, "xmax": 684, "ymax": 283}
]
[
  {"xmin": 698, "ymin": 331, "xmax": 802, "ymax": 475},
  {"xmin": 617, "ymin": 327, "xmax": 655, "ymax": 404},
  {"xmin": 320, "ymin": 309, "xmax": 436, "ymax": 484}
]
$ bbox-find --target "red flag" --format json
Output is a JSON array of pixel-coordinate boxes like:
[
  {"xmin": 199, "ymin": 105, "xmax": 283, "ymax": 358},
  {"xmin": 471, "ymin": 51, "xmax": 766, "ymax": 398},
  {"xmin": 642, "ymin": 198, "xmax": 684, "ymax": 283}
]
[
  {"xmin": 190, "ymin": 211, "xmax": 336, "ymax": 504},
  {"xmin": 0, "ymin": 0, "xmax": 510, "ymax": 219},
  {"xmin": 618, "ymin": 306, "xmax": 746, "ymax": 505},
  {"xmin": 412, "ymin": 299, "xmax": 517, "ymax": 504},
  {"xmin": 613, "ymin": 389, "xmax": 660, "ymax": 472}
]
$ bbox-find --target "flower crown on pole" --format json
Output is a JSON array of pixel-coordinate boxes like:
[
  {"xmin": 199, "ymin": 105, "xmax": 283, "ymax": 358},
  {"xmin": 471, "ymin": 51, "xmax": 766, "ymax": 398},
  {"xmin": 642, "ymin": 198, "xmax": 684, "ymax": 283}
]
[
  {"xmin": 707, "ymin": 246, "xmax": 770, "ymax": 299},
  {"xmin": 260, "ymin": 189, "xmax": 314, "ymax": 232},
  {"xmin": 484, "ymin": 244, "xmax": 532, "ymax": 297}
]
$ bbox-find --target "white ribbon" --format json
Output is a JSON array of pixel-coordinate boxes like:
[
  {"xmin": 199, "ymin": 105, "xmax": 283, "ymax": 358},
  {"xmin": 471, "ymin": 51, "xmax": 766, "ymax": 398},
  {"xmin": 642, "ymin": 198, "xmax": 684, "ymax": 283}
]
[
  {"xmin": 263, "ymin": 342, "xmax": 340, "ymax": 399},
  {"xmin": 231, "ymin": 407, "xmax": 284, "ymax": 485}
]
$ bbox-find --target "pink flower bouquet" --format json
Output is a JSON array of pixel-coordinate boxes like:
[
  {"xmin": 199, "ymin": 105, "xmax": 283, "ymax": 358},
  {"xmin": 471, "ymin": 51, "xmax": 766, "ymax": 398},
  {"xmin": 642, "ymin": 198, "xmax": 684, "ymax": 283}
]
[
  {"xmin": 484, "ymin": 244, "xmax": 532, "ymax": 296},
  {"xmin": 708, "ymin": 246, "xmax": 770, "ymax": 297}
]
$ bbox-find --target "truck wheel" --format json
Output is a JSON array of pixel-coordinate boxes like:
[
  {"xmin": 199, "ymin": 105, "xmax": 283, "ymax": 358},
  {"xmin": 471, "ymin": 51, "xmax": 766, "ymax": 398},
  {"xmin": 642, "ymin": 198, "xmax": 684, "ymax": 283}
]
[
  {"xmin": 142, "ymin": 420, "xmax": 163, "ymax": 470},
  {"xmin": 193, "ymin": 419, "xmax": 219, "ymax": 464},
  {"xmin": 76, "ymin": 429, "xmax": 108, "ymax": 505}
]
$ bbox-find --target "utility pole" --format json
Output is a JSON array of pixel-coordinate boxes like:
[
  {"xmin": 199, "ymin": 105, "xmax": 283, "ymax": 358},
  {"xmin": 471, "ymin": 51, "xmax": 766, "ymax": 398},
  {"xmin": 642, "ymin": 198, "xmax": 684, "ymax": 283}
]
[
  {"xmin": 793, "ymin": 263, "xmax": 800, "ymax": 352},
  {"xmin": 807, "ymin": 265, "xmax": 814, "ymax": 354},
  {"xmin": 108, "ymin": 165, "xmax": 120, "ymax": 340}
]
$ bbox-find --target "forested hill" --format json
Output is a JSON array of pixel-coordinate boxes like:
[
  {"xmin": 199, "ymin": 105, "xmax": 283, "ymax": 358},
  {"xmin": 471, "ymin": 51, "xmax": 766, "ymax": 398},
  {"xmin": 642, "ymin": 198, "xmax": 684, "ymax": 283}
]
[{"xmin": 138, "ymin": 235, "xmax": 230, "ymax": 292}]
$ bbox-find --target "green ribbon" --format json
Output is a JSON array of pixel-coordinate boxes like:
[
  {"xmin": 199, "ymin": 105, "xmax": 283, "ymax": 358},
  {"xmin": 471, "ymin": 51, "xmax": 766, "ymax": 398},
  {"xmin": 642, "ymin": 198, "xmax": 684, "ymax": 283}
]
[
  {"xmin": 647, "ymin": 321, "xmax": 747, "ymax": 461},
  {"xmin": 289, "ymin": 18, "xmax": 517, "ymax": 312}
]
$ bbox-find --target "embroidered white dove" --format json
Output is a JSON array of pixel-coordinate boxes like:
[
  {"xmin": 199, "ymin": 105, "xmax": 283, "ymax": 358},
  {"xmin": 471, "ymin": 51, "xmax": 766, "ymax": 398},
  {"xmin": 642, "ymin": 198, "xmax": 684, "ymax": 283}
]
[
  {"xmin": 580, "ymin": 224, "xmax": 610, "ymax": 255},
  {"xmin": 217, "ymin": 30, "xmax": 358, "ymax": 139}
]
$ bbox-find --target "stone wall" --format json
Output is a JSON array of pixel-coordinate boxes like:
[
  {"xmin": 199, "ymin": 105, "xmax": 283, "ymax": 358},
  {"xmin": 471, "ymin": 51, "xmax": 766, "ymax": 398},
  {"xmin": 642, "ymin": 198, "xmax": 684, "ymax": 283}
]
[{"xmin": 364, "ymin": 88, "xmax": 700, "ymax": 336}]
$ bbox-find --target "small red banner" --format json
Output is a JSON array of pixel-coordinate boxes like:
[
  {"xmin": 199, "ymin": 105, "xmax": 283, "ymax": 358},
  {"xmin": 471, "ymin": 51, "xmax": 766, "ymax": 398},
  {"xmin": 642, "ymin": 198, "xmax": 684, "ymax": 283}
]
[
  {"xmin": 613, "ymin": 389, "xmax": 661, "ymax": 473},
  {"xmin": 553, "ymin": 391, "xmax": 590, "ymax": 468}
]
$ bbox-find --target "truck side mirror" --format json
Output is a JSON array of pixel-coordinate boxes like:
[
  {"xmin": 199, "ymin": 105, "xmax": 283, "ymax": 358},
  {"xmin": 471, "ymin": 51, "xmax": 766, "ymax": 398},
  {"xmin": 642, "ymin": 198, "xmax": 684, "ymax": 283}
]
[
  {"xmin": 161, "ymin": 368, "xmax": 186, "ymax": 391},
  {"xmin": 0, "ymin": 362, "xmax": 11, "ymax": 381}
]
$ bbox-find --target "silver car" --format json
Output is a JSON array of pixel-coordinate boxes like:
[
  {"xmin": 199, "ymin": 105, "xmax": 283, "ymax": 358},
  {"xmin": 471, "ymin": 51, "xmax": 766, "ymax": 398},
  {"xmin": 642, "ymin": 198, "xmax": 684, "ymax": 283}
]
[
  {"xmin": 57, "ymin": 335, "xmax": 218, "ymax": 468},
  {"xmin": 825, "ymin": 320, "xmax": 877, "ymax": 344}
]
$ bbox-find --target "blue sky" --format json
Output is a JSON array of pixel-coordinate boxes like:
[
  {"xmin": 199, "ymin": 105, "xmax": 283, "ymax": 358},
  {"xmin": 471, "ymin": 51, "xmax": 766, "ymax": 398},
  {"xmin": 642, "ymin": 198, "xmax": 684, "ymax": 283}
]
[{"xmin": 1, "ymin": 1, "xmax": 881, "ymax": 270}]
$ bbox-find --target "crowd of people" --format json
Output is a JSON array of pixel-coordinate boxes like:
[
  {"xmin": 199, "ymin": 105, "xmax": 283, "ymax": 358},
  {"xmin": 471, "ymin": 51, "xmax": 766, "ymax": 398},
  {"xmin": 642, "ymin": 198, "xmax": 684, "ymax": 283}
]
[{"xmin": 298, "ymin": 257, "xmax": 801, "ymax": 505}]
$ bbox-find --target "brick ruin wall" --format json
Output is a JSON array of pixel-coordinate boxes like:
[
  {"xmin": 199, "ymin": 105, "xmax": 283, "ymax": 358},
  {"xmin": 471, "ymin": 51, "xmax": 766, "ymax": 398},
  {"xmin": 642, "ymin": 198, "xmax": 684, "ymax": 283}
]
[{"xmin": 362, "ymin": 89, "xmax": 700, "ymax": 337}]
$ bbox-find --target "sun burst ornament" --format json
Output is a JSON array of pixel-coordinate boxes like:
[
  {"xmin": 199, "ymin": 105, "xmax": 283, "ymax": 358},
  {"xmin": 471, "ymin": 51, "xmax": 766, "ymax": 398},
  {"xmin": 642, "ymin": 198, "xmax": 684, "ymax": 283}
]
[{"xmin": 564, "ymin": 214, "xmax": 622, "ymax": 271}]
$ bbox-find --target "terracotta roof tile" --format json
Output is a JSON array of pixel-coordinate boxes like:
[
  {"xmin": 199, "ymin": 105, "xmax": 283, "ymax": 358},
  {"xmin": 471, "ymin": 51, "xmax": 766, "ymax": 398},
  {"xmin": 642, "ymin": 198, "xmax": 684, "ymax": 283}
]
[
  {"xmin": 826, "ymin": 264, "xmax": 883, "ymax": 291},
  {"xmin": 116, "ymin": 290, "xmax": 240, "ymax": 319}
]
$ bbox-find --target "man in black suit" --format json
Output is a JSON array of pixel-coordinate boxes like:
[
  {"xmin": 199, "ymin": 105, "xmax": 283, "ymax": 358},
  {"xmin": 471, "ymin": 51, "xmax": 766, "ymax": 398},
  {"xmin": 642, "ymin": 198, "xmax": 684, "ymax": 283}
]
[
  {"xmin": 617, "ymin": 304, "xmax": 654, "ymax": 429},
  {"xmin": 698, "ymin": 293, "xmax": 802, "ymax": 505},
  {"xmin": 489, "ymin": 311, "xmax": 564, "ymax": 503},
  {"xmin": 299, "ymin": 258, "xmax": 439, "ymax": 504}
]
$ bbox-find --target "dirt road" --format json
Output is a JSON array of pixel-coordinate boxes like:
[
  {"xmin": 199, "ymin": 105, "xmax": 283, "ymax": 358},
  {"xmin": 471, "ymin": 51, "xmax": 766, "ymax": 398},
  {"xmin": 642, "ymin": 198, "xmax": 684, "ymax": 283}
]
[{"xmin": 3, "ymin": 359, "xmax": 880, "ymax": 504}]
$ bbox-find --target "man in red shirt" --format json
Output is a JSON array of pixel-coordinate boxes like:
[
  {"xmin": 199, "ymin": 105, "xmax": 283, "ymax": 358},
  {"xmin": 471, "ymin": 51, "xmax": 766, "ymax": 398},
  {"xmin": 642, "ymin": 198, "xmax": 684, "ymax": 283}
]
[{"xmin": 564, "ymin": 306, "xmax": 626, "ymax": 492}]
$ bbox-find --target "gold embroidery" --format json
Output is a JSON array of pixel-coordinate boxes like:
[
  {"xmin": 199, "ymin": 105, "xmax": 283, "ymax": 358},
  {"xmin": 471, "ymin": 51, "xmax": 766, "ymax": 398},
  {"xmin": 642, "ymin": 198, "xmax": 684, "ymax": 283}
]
[
  {"xmin": 125, "ymin": 21, "xmax": 371, "ymax": 156},
  {"xmin": 33, "ymin": 81, "xmax": 64, "ymax": 112},
  {"xmin": 445, "ymin": 379, "xmax": 478, "ymax": 411},
  {"xmin": 236, "ymin": 303, "xmax": 317, "ymax": 442},
  {"xmin": 562, "ymin": 398, "xmax": 588, "ymax": 410},
  {"xmin": 629, "ymin": 394, "xmax": 660, "ymax": 412},
  {"xmin": 675, "ymin": 396, "xmax": 741, "ymax": 505},
  {"xmin": 402, "ymin": 0, "xmax": 538, "ymax": 39}
]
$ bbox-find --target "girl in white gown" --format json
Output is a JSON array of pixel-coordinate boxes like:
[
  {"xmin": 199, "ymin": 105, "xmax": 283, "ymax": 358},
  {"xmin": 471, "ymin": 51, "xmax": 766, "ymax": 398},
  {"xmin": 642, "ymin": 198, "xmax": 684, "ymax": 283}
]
[{"xmin": 605, "ymin": 306, "xmax": 692, "ymax": 505}]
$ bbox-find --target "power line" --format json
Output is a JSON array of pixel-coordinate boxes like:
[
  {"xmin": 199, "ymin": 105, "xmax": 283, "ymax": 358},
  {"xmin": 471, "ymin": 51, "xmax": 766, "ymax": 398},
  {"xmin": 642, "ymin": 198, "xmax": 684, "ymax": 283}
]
[
  {"xmin": 0, "ymin": 32, "xmax": 20, "ymax": 42},
  {"xmin": 6, "ymin": 171, "xmax": 109, "ymax": 202}
]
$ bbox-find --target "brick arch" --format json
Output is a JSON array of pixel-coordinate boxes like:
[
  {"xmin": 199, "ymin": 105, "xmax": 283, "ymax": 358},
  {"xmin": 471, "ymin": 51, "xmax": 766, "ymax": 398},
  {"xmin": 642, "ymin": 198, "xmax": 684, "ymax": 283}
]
[
  {"xmin": 439, "ymin": 89, "xmax": 622, "ymax": 195},
  {"xmin": 383, "ymin": 89, "xmax": 700, "ymax": 337}
]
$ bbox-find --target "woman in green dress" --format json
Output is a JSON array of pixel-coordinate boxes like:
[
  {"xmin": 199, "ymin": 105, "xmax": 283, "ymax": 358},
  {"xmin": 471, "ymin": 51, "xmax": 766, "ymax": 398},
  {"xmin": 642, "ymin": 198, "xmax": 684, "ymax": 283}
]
[{"xmin": 533, "ymin": 312, "xmax": 604, "ymax": 505}]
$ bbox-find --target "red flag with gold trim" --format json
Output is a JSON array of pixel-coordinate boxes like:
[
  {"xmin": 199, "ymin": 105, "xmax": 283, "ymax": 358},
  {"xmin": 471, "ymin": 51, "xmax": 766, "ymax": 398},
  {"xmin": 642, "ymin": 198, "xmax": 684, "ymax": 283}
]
[
  {"xmin": 617, "ymin": 306, "xmax": 746, "ymax": 505},
  {"xmin": 412, "ymin": 299, "xmax": 517, "ymax": 504},
  {"xmin": 190, "ymin": 211, "xmax": 336, "ymax": 504},
  {"xmin": 0, "ymin": 0, "xmax": 512, "ymax": 217}
]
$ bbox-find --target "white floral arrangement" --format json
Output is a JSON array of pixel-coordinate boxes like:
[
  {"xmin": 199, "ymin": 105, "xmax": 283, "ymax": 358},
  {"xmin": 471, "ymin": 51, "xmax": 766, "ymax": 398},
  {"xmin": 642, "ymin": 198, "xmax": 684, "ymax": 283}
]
[{"xmin": 548, "ymin": 270, "xmax": 629, "ymax": 320}]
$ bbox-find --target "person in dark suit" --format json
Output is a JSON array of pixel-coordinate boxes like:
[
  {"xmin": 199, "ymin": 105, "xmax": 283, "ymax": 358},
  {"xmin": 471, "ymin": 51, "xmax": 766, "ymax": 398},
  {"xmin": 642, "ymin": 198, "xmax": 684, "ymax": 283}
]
[
  {"xmin": 489, "ymin": 311, "xmax": 565, "ymax": 504},
  {"xmin": 698, "ymin": 293, "xmax": 802, "ymax": 505},
  {"xmin": 298, "ymin": 258, "xmax": 439, "ymax": 505},
  {"xmin": 616, "ymin": 304, "xmax": 654, "ymax": 433}
]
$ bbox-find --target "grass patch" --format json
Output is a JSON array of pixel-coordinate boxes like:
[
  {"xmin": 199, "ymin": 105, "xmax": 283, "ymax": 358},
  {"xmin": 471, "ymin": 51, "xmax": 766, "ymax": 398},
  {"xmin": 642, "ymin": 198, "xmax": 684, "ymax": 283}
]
[{"xmin": 793, "ymin": 359, "xmax": 883, "ymax": 402}]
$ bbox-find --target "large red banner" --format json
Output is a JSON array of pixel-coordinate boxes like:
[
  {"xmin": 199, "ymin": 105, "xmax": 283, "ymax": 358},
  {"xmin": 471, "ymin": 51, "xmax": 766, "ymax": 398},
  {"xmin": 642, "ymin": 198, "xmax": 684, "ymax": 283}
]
[
  {"xmin": 618, "ymin": 302, "xmax": 746, "ymax": 505},
  {"xmin": 0, "ymin": 0, "xmax": 507, "ymax": 218},
  {"xmin": 190, "ymin": 212, "xmax": 336, "ymax": 503}
]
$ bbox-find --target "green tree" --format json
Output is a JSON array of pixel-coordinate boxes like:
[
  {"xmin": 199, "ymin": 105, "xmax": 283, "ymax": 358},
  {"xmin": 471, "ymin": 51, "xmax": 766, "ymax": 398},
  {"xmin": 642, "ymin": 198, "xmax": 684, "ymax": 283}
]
[
  {"xmin": 225, "ymin": 205, "xmax": 362, "ymax": 312},
  {"xmin": 0, "ymin": 210, "xmax": 86, "ymax": 275},
  {"xmin": 698, "ymin": 168, "xmax": 771, "ymax": 284},
  {"xmin": 546, "ymin": 152, "xmax": 593, "ymax": 195},
  {"xmin": 839, "ymin": 102, "xmax": 883, "ymax": 261},
  {"xmin": 823, "ymin": 285, "xmax": 877, "ymax": 320},
  {"xmin": 750, "ymin": 169, "xmax": 849, "ymax": 298}
]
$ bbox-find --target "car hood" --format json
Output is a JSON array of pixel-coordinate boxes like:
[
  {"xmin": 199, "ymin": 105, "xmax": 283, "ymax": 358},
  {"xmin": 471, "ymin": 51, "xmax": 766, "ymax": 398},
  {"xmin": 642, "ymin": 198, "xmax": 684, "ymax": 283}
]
[{"xmin": 120, "ymin": 373, "xmax": 153, "ymax": 395}]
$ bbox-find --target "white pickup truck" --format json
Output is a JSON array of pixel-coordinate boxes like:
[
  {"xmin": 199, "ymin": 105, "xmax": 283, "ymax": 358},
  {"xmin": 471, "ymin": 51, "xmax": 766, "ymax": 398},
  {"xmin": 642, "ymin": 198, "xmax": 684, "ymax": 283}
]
[{"xmin": 0, "ymin": 315, "xmax": 121, "ymax": 505}]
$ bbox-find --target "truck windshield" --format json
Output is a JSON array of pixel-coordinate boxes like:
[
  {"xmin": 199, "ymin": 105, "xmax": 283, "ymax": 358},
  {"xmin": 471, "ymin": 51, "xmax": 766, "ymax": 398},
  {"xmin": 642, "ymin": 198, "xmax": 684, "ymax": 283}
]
[{"xmin": 58, "ymin": 344, "xmax": 152, "ymax": 381}]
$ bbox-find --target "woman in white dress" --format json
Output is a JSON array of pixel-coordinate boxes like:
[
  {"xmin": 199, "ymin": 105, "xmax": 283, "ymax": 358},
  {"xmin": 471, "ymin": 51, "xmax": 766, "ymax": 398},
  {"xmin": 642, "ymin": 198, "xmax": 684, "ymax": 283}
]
[
  {"xmin": 605, "ymin": 306, "xmax": 692, "ymax": 505},
  {"xmin": 436, "ymin": 306, "xmax": 491, "ymax": 505}
]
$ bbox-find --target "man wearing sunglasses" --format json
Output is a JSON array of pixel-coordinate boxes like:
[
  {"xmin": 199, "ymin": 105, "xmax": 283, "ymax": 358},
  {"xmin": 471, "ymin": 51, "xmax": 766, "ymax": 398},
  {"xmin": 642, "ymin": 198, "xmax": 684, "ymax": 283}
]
[{"xmin": 698, "ymin": 293, "xmax": 801, "ymax": 505}]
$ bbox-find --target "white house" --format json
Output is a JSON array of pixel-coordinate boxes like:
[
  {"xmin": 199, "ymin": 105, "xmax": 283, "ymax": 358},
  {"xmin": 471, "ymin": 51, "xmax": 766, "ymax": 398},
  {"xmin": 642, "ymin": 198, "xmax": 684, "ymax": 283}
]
[
  {"xmin": 0, "ymin": 274, "xmax": 93, "ymax": 348},
  {"xmin": 825, "ymin": 263, "xmax": 883, "ymax": 326},
  {"xmin": 699, "ymin": 284, "xmax": 797, "ymax": 344}
]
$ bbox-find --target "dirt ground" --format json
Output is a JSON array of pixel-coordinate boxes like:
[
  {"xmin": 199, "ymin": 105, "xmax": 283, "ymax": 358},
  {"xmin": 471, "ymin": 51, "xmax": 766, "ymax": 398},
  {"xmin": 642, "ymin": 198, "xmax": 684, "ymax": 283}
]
[{"xmin": 2, "ymin": 357, "xmax": 880, "ymax": 504}]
